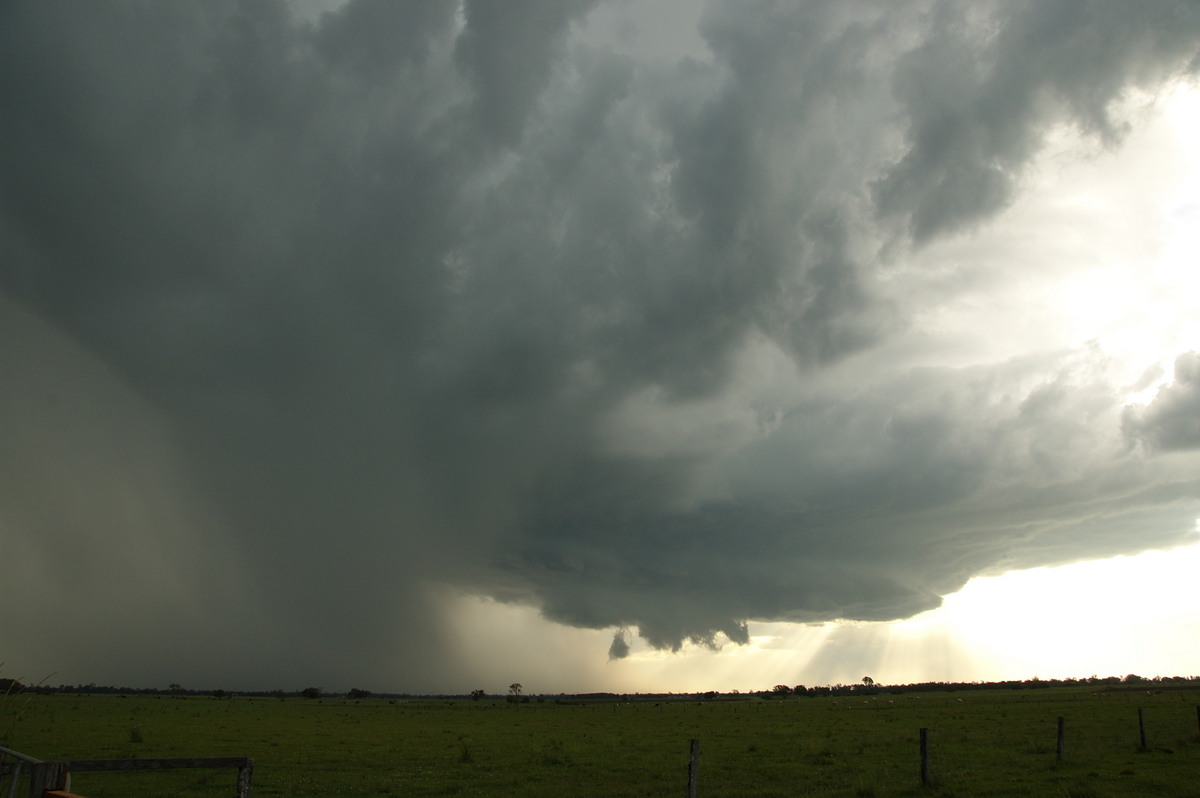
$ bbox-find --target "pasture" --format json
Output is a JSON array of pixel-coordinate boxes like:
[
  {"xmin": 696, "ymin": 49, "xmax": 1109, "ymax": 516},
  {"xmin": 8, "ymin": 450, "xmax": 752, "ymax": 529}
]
[{"xmin": 4, "ymin": 686, "xmax": 1200, "ymax": 796}]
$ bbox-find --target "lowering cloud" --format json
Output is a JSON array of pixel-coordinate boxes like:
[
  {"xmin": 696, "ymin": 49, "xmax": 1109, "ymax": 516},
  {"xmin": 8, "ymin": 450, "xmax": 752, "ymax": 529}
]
[{"xmin": 2, "ymin": 0, "xmax": 1199, "ymax": 690}]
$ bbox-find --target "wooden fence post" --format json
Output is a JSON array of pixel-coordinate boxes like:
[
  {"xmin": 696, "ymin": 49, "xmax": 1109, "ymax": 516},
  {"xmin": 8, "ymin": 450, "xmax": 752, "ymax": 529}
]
[
  {"xmin": 687, "ymin": 739, "xmax": 699, "ymax": 798},
  {"xmin": 1056, "ymin": 716, "xmax": 1065, "ymax": 763},
  {"xmin": 1138, "ymin": 708, "xmax": 1147, "ymax": 751},
  {"xmin": 28, "ymin": 761, "xmax": 67, "ymax": 797},
  {"xmin": 919, "ymin": 728, "xmax": 931, "ymax": 787},
  {"xmin": 236, "ymin": 759, "xmax": 254, "ymax": 798}
]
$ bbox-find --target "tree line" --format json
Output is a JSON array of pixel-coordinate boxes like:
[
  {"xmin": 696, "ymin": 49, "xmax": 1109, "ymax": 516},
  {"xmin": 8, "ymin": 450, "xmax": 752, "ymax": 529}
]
[{"xmin": 5, "ymin": 673, "xmax": 1197, "ymax": 702}]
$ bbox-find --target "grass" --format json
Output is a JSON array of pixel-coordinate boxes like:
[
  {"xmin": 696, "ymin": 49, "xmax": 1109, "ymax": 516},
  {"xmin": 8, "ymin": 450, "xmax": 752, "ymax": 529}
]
[{"xmin": 3, "ymin": 688, "xmax": 1200, "ymax": 796}]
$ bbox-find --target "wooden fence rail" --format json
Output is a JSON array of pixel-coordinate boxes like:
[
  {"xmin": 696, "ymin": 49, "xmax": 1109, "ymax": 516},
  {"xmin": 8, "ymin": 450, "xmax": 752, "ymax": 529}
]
[
  {"xmin": 1, "ymin": 744, "xmax": 47, "ymax": 798},
  {"xmin": 1, "ymin": 745, "xmax": 252, "ymax": 798}
]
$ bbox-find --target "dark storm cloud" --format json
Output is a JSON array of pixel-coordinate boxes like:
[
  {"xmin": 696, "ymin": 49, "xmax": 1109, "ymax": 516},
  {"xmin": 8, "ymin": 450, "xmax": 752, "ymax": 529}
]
[
  {"xmin": 874, "ymin": 0, "xmax": 1200, "ymax": 241},
  {"xmin": 455, "ymin": 0, "xmax": 599, "ymax": 145},
  {"xmin": 2, "ymin": 0, "xmax": 1199, "ymax": 689}
]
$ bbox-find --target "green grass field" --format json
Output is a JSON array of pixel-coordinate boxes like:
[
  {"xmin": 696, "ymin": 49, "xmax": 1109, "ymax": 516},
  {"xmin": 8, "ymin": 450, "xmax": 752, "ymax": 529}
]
[{"xmin": 5, "ymin": 687, "xmax": 1200, "ymax": 796}]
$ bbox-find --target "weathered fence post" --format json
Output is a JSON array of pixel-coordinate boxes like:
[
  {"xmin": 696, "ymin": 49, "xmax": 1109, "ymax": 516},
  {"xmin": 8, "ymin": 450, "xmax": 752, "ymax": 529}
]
[
  {"xmin": 687, "ymin": 739, "xmax": 699, "ymax": 798},
  {"xmin": 919, "ymin": 728, "xmax": 931, "ymax": 787},
  {"xmin": 1056, "ymin": 716, "xmax": 1065, "ymax": 763},
  {"xmin": 28, "ymin": 761, "xmax": 67, "ymax": 797},
  {"xmin": 1195, "ymin": 705, "xmax": 1199, "ymax": 736},
  {"xmin": 1138, "ymin": 708, "xmax": 1148, "ymax": 751},
  {"xmin": 236, "ymin": 759, "xmax": 254, "ymax": 798}
]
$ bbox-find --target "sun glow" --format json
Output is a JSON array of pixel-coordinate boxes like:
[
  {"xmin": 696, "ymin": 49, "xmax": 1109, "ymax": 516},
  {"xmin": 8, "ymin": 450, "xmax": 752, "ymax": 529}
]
[
  {"xmin": 1051, "ymin": 82, "xmax": 1200, "ymax": 394},
  {"xmin": 903, "ymin": 541, "xmax": 1200, "ymax": 681},
  {"xmin": 737, "ymin": 541, "xmax": 1200, "ymax": 689}
]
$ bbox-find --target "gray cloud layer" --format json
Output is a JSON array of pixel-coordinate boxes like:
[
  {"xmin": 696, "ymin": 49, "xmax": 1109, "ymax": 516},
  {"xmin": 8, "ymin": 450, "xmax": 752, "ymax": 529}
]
[{"xmin": 2, "ymin": 0, "xmax": 1199, "ymax": 689}]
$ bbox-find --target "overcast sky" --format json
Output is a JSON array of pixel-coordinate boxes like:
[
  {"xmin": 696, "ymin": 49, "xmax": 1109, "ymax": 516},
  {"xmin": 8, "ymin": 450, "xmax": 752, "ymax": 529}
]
[{"xmin": 3, "ymin": 0, "xmax": 1200, "ymax": 694}]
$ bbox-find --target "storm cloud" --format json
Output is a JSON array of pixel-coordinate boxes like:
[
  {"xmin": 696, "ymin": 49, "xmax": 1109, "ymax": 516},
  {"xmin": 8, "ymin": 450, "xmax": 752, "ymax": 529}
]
[{"xmin": 3, "ymin": 0, "xmax": 1199, "ymax": 691}]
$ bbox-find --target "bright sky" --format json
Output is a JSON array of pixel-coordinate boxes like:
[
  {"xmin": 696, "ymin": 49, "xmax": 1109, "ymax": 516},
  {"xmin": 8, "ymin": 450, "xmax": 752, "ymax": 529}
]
[{"xmin": 738, "ymin": 82, "xmax": 1200, "ymax": 690}]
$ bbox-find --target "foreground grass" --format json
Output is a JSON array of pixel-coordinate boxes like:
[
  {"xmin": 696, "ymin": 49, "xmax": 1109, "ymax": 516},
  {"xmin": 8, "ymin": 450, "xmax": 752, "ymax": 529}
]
[{"xmin": 5, "ymin": 687, "xmax": 1200, "ymax": 796}]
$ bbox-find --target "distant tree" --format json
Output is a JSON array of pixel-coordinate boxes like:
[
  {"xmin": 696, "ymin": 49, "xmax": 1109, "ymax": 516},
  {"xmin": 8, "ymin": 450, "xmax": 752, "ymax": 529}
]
[
  {"xmin": 772, "ymin": 684, "xmax": 792, "ymax": 696},
  {"xmin": 507, "ymin": 683, "xmax": 523, "ymax": 704},
  {"xmin": 212, "ymin": 689, "xmax": 228, "ymax": 699},
  {"xmin": 169, "ymin": 683, "xmax": 184, "ymax": 695},
  {"xmin": 301, "ymin": 687, "xmax": 322, "ymax": 699},
  {"xmin": 862, "ymin": 676, "xmax": 874, "ymax": 686},
  {"xmin": 348, "ymin": 688, "xmax": 372, "ymax": 699},
  {"xmin": 793, "ymin": 685, "xmax": 807, "ymax": 696},
  {"xmin": 470, "ymin": 689, "xmax": 486, "ymax": 701}
]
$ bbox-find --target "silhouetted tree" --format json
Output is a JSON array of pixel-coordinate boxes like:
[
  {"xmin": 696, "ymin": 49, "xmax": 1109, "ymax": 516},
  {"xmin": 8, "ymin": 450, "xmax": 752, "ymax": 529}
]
[
  {"xmin": 470, "ymin": 689, "xmax": 486, "ymax": 701},
  {"xmin": 507, "ymin": 683, "xmax": 523, "ymax": 704},
  {"xmin": 301, "ymin": 687, "xmax": 322, "ymax": 699}
]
